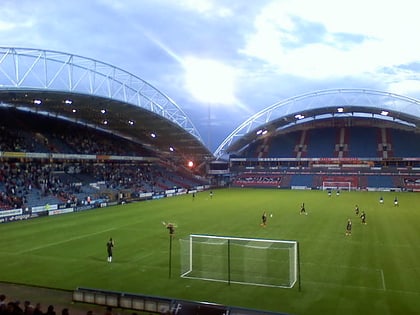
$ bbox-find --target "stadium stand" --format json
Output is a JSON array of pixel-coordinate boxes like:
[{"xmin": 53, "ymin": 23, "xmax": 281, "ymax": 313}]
[
  {"xmin": 305, "ymin": 128, "xmax": 336, "ymax": 158},
  {"xmin": 0, "ymin": 108, "xmax": 208, "ymax": 210},
  {"xmin": 289, "ymin": 174, "xmax": 314, "ymax": 188},
  {"xmin": 347, "ymin": 127, "xmax": 377, "ymax": 158},
  {"xmin": 229, "ymin": 123, "xmax": 420, "ymax": 191},
  {"xmin": 390, "ymin": 129, "xmax": 420, "ymax": 157}
]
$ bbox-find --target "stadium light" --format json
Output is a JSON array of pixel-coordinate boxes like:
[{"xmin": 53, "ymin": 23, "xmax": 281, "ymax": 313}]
[
  {"xmin": 150, "ymin": 133, "xmax": 156, "ymax": 138},
  {"xmin": 100, "ymin": 109, "xmax": 106, "ymax": 114},
  {"xmin": 294, "ymin": 114, "xmax": 305, "ymax": 120},
  {"xmin": 337, "ymin": 107, "xmax": 344, "ymax": 113},
  {"xmin": 187, "ymin": 160, "xmax": 194, "ymax": 168},
  {"xmin": 33, "ymin": 99, "xmax": 42, "ymax": 105},
  {"xmin": 256, "ymin": 129, "xmax": 268, "ymax": 135},
  {"xmin": 381, "ymin": 110, "xmax": 389, "ymax": 116},
  {"xmin": 64, "ymin": 99, "xmax": 73, "ymax": 105},
  {"xmin": 169, "ymin": 146, "xmax": 174, "ymax": 152}
]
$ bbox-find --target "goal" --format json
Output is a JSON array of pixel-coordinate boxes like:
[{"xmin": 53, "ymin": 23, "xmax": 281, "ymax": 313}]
[
  {"xmin": 179, "ymin": 234, "xmax": 300, "ymax": 288},
  {"xmin": 322, "ymin": 181, "xmax": 353, "ymax": 191}
]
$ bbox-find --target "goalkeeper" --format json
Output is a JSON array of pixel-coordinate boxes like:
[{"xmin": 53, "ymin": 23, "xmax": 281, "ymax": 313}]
[{"xmin": 106, "ymin": 237, "xmax": 114, "ymax": 262}]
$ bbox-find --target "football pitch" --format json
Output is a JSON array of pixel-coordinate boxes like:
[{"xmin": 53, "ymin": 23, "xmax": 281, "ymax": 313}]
[{"xmin": 1, "ymin": 188, "xmax": 419, "ymax": 315}]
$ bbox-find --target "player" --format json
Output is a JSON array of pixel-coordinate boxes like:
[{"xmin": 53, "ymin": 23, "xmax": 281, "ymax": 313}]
[
  {"xmin": 209, "ymin": 191, "xmax": 213, "ymax": 199},
  {"xmin": 336, "ymin": 190, "xmax": 340, "ymax": 196},
  {"xmin": 360, "ymin": 211, "xmax": 366, "ymax": 224},
  {"xmin": 261, "ymin": 211, "xmax": 267, "ymax": 227},
  {"xmin": 394, "ymin": 196, "xmax": 399, "ymax": 207},
  {"xmin": 379, "ymin": 196, "xmax": 384, "ymax": 204},
  {"xmin": 300, "ymin": 203, "xmax": 307, "ymax": 215},
  {"xmin": 106, "ymin": 237, "xmax": 114, "ymax": 262},
  {"xmin": 355, "ymin": 204, "xmax": 359, "ymax": 215},
  {"xmin": 346, "ymin": 219, "xmax": 352, "ymax": 236},
  {"xmin": 328, "ymin": 190, "xmax": 331, "ymax": 197}
]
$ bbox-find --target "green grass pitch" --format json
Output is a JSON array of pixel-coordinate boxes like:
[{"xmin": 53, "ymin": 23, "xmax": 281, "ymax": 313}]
[{"xmin": 1, "ymin": 188, "xmax": 420, "ymax": 315}]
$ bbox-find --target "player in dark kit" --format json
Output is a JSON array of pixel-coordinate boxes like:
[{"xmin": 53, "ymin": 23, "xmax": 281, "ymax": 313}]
[
  {"xmin": 300, "ymin": 203, "xmax": 307, "ymax": 215},
  {"xmin": 261, "ymin": 211, "xmax": 267, "ymax": 227},
  {"xmin": 360, "ymin": 211, "xmax": 366, "ymax": 224},
  {"xmin": 346, "ymin": 219, "xmax": 352, "ymax": 235},
  {"xmin": 355, "ymin": 205, "xmax": 359, "ymax": 215},
  {"xmin": 106, "ymin": 238, "xmax": 114, "ymax": 262}
]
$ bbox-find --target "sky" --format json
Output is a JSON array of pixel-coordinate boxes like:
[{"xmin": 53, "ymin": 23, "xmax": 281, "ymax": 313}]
[{"xmin": 2, "ymin": 0, "xmax": 420, "ymax": 152}]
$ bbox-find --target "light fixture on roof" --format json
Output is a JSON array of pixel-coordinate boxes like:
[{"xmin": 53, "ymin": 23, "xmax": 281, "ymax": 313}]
[
  {"xmin": 381, "ymin": 110, "xmax": 389, "ymax": 116},
  {"xmin": 33, "ymin": 99, "xmax": 42, "ymax": 105},
  {"xmin": 151, "ymin": 133, "xmax": 156, "ymax": 138},
  {"xmin": 64, "ymin": 99, "xmax": 73, "ymax": 105},
  {"xmin": 72, "ymin": 109, "xmax": 77, "ymax": 113},
  {"xmin": 100, "ymin": 109, "xmax": 106, "ymax": 114},
  {"xmin": 169, "ymin": 146, "xmax": 174, "ymax": 152},
  {"xmin": 128, "ymin": 120, "xmax": 134, "ymax": 125},
  {"xmin": 294, "ymin": 114, "xmax": 305, "ymax": 120},
  {"xmin": 103, "ymin": 120, "xmax": 108, "ymax": 125},
  {"xmin": 337, "ymin": 107, "xmax": 344, "ymax": 113},
  {"xmin": 257, "ymin": 129, "xmax": 268, "ymax": 135}
]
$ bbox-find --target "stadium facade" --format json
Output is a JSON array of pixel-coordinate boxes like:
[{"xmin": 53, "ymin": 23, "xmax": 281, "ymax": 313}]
[
  {"xmin": 1, "ymin": 47, "xmax": 419, "ymax": 214},
  {"xmin": 0, "ymin": 47, "xmax": 212, "ymax": 165},
  {"xmin": 212, "ymin": 89, "xmax": 420, "ymax": 191},
  {"xmin": 1, "ymin": 47, "xmax": 419, "ymax": 315}
]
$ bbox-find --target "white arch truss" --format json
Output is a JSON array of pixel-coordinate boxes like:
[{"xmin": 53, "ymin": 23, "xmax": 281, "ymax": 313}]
[
  {"xmin": 214, "ymin": 88, "xmax": 420, "ymax": 159},
  {"xmin": 0, "ymin": 47, "xmax": 203, "ymax": 144}
]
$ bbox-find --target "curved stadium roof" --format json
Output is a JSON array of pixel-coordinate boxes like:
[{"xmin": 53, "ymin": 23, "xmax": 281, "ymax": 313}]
[
  {"xmin": 215, "ymin": 88, "xmax": 420, "ymax": 159},
  {"xmin": 0, "ymin": 47, "xmax": 212, "ymax": 163}
]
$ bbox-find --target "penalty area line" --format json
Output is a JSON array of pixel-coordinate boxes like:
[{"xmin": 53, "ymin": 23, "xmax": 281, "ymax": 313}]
[{"xmin": 380, "ymin": 268, "xmax": 386, "ymax": 291}]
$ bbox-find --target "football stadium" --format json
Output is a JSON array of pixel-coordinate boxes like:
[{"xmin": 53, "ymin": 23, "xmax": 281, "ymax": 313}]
[{"xmin": 0, "ymin": 47, "xmax": 420, "ymax": 315}]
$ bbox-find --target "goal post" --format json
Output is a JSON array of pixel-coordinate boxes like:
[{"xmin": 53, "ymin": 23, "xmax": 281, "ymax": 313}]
[
  {"xmin": 179, "ymin": 234, "xmax": 300, "ymax": 289},
  {"xmin": 322, "ymin": 181, "xmax": 352, "ymax": 191}
]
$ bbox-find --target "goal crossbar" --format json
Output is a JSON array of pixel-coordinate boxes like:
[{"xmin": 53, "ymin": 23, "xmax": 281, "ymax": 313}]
[{"xmin": 322, "ymin": 181, "xmax": 353, "ymax": 191}]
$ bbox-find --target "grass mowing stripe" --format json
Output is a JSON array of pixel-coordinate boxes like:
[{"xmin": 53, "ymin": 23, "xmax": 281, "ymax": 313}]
[
  {"xmin": 1, "ymin": 188, "xmax": 420, "ymax": 315},
  {"xmin": 304, "ymin": 280, "xmax": 385, "ymax": 291},
  {"xmin": 15, "ymin": 227, "xmax": 116, "ymax": 254},
  {"xmin": 303, "ymin": 262, "xmax": 385, "ymax": 290}
]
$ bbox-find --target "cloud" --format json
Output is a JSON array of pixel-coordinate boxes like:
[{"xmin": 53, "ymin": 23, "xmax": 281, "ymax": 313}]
[
  {"xmin": 1, "ymin": 0, "xmax": 420, "ymax": 152},
  {"xmin": 241, "ymin": 0, "xmax": 420, "ymax": 80},
  {"xmin": 176, "ymin": 0, "xmax": 233, "ymax": 17}
]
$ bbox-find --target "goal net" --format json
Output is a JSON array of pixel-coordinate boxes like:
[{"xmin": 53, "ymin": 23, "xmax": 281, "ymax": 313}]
[
  {"xmin": 179, "ymin": 234, "xmax": 299, "ymax": 288},
  {"xmin": 322, "ymin": 181, "xmax": 352, "ymax": 191}
]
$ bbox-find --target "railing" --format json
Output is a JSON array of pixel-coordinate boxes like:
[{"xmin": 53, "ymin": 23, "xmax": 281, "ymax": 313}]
[{"xmin": 73, "ymin": 287, "xmax": 290, "ymax": 315}]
